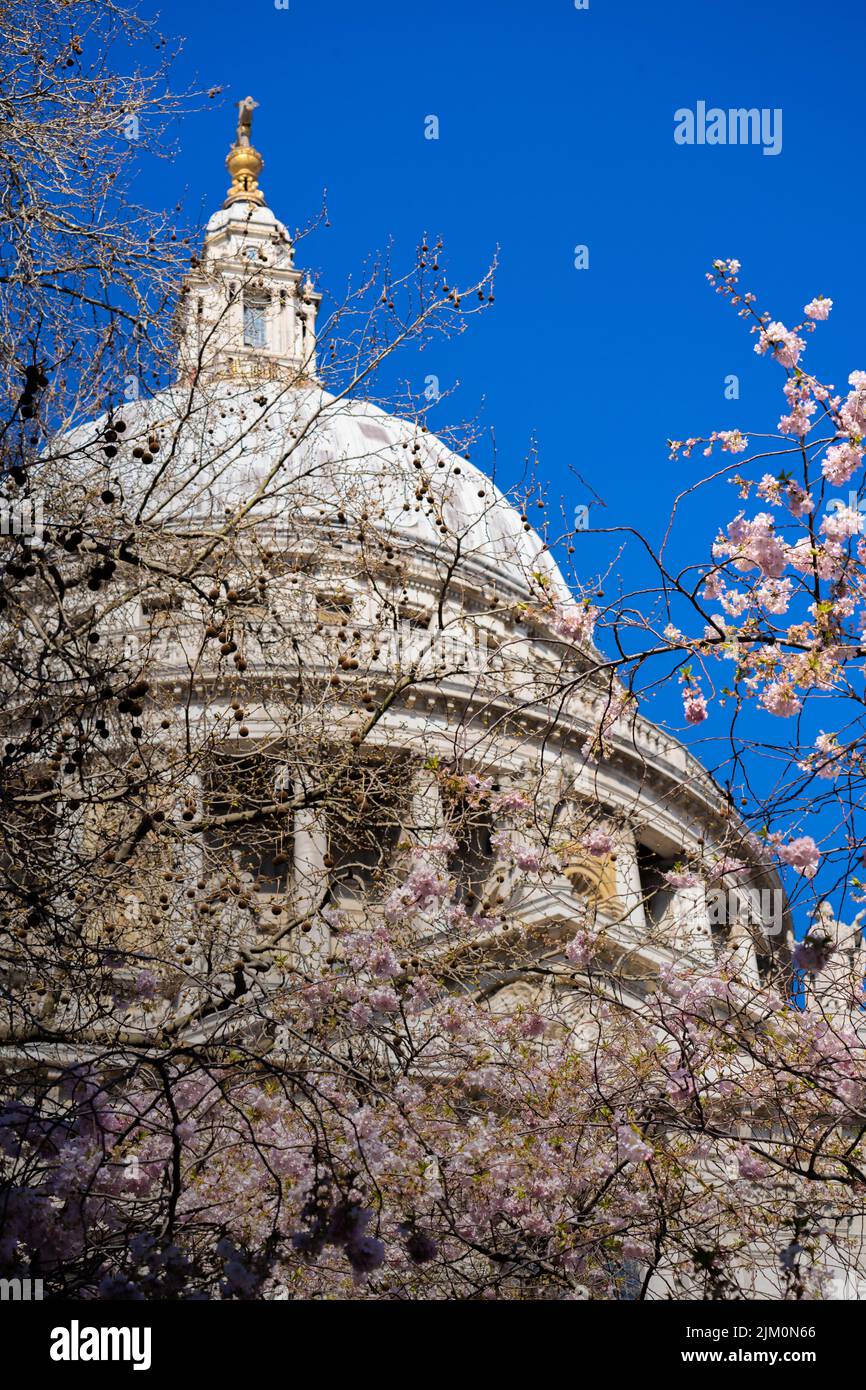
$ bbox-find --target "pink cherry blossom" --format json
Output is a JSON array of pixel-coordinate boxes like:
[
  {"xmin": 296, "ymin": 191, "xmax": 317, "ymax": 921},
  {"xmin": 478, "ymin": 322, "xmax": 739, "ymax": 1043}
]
[
  {"xmin": 822, "ymin": 442, "xmax": 862, "ymax": 486},
  {"xmin": 490, "ymin": 789, "xmax": 530, "ymax": 813},
  {"xmin": 664, "ymin": 869, "xmax": 701, "ymax": 889},
  {"xmin": 715, "ymin": 429, "xmax": 748, "ymax": 453},
  {"xmin": 821, "ymin": 505, "xmax": 863, "ymax": 542},
  {"xmin": 552, "ymin": 602, "xmax": 597, "ymax": 646},
  {"xmin": 682, "ymin": 685, "xmax": 708, "ymax": 724},
  {"xmin": 761, "ymin": 681, "xmax": 802, "ymax": 717},
  {"xmin": 804, "ymin": 296, "xmax": 832, "ymax": 321},
  {"xmin": 565, "ymin": 931, "xmax": 593, "ymax": 968},
  {"xmin": 779, "ymin": 836, "xmax": 820, "ymax": 878},
  {"xmin": 714, "ymin": 512, "xmax": 789, "ymax": 579},
  {"xmin": 581, "ymin": 827, "xmax": 614, "ymax": 856},
  {"xmin": 617, "ymin": 1125, "xmax": 653, "ymax": 1164},
  {"xmin": 754, "ymin": 321, "xmax": 805, "ymax": 369},
  {"xmin": 737, "ymin": 1147, "xmax": 771, "ymax": 1180},
  {"xmin": 382, "ymin": 863, "xmax": 451, "ymax": 922}
]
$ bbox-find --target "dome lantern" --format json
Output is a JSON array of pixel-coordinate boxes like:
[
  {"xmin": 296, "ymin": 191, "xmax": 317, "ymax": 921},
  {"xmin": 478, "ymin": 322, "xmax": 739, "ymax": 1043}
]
[{"xmin": 177, "ymin": 98, "xmax": 321, "ymax": 385}]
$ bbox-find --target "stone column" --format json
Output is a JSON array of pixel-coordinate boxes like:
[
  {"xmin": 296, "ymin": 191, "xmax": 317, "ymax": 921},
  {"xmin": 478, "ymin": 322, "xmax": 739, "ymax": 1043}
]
[
  {"xmin": 401, "ymin": 772, "xmax": 451, "ymax": 934},
  {"xmin": 615, "ymin": 828, "xmax": 645, "ymax": 931},
  {"xmin": 277, "ymin": 289, "xmax": 294, "ymax": 361},
  {"xmin": 293, "ymin": 806, "xmax": 330, "ymax": 960},
  {"xmin": 296, "ymin": 292, "xmax": 317, "ymax": 377},
  {"xmin": 725, "ymin": 888, "xmax": 760, "ymax": 984}
]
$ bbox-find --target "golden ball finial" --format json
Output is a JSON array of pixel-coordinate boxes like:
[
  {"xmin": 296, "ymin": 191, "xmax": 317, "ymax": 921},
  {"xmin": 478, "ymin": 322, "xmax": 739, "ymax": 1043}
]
[{"xmin": 224, "ymin": 96, "xmax": 265, "ymax": 207}]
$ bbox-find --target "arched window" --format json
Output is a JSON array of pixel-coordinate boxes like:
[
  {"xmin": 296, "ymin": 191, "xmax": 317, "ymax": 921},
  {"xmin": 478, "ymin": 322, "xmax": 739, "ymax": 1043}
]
[{"xmin": 554, "ymin": 800, "xmax": 619, "ymax": 911}]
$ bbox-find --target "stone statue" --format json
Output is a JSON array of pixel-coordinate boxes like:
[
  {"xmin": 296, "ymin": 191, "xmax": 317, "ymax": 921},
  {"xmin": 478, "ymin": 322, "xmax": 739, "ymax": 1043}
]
[
  {"xmin": 236, "ymin": 96, "xmax": 258, "ymax": 148},
  {"xmin": 799, "ymin": 902, "xmax": 866, "ymax": 1020}
]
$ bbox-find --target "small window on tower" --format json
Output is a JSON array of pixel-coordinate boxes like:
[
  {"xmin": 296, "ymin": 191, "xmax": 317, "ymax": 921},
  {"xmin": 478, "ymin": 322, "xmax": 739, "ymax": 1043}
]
[{"xmin": 243, "ymin": 294, "xmax": 268, "ymax": 348}]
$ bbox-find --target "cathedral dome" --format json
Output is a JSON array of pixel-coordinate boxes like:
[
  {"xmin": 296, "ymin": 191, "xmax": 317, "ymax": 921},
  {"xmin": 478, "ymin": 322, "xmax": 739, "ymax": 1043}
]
[
  {"xmin": 57, "ymin": 99, "xmax": 567, "ymax": 606},
  {"xmin": 90, "ymin": 377, "xmax": 570, "ymax": 604},
  {"xmin": 44, "ymin": 96, "xmax": 790, "ymax": 1017}
]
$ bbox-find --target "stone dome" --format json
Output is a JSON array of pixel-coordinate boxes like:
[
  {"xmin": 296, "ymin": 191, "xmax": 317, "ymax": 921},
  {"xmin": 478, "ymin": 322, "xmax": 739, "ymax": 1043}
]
[
  {"xmin": 85, "ymin": 378, "xmax": 570, "ymax": 605},
  {"xmin": 54, "ymin": 137, "xmax": 569, "ymax": 607},
  {"xmin": 203, "ymin": 202, "xmax": 291, "ymax": 243}
]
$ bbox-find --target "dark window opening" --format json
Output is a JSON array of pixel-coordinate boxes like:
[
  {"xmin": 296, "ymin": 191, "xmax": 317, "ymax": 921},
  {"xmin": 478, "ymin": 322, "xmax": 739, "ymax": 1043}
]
[
  {"xmin": 142, "ymin": 591, "xmax": 183, "ymax": 617},
  {"xmin": 225, "ymin": 578, "xmax": 268, "ymax": 610},
  {"xmin": 397, "ymin": 603, "xmax": 430, "ymax": 630},
  {"xmin": 710, "ymin": 916, "xmax": 730, "ymax": 957},
  {"xmin": 325, "ymin": 758, "xmax": 406, "ymax": 900},
  {"xmin": 755, "ymin": 951, "xmax": 772, "ymax": 981},
  {"xmin": 203, "ymin": 750, "xmax": 293, "ymax": 893},
  {"xmin": 444, "ymin": 790, "xmax": 494, "ymax": 912},
  {"xmin": 636, "ymin": 844, "xmax": 677, "ymax": 928},
  {"xmin": 317, "ymin": 593, "xmax": 353, "ymax": 626},
  {"xmin": 1, "ymin": 774, "xmax": 58, "ymax": 898}
]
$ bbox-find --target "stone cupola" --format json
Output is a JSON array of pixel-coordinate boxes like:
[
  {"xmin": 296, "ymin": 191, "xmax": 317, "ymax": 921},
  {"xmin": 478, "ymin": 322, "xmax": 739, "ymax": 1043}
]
[{"xmin": 177, "ymin": 96, "xmax": 321, "ymax": 385}]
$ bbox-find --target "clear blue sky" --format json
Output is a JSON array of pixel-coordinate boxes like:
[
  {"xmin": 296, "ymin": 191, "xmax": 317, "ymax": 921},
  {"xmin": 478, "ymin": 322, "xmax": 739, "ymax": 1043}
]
[{"xmin": 139, "ymin": 0, "xmax": 866, "ymax": 929}]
